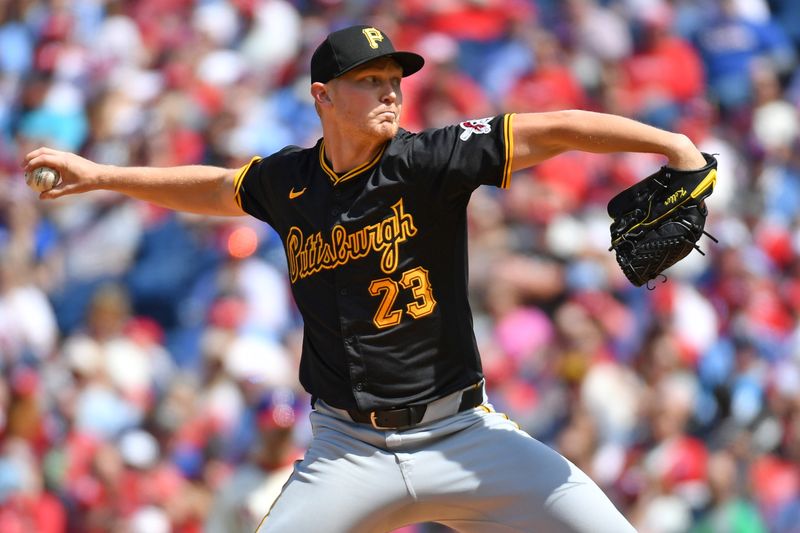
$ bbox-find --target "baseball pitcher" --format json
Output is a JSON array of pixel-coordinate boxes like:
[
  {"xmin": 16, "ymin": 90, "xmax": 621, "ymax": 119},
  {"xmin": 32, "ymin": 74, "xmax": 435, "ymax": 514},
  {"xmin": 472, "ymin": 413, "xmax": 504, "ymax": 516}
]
[{"xmin": 25, "ymin": 25, "xmax": 716, "ymax": 532}]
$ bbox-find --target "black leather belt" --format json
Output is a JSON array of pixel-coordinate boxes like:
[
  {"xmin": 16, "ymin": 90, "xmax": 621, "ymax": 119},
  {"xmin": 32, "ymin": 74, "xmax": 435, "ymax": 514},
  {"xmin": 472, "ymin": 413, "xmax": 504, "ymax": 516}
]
[{"xmin": 347, "ymin": 383, "xmax": 484, "ymax": 430}]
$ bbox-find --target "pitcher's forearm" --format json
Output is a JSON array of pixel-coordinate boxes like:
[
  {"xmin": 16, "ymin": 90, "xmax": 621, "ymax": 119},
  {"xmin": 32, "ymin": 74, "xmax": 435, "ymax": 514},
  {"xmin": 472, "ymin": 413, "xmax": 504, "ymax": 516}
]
[
  {"xmin": 24, "ymin": 147, "xmax": 244, "ymax": 216},
  {"xmin": 99, "ymin": 165, "xmax": 242, "ymax": 215},
  {"xmin": 511, "ymin": 110, "xmax": 706, "ymax": 172}
]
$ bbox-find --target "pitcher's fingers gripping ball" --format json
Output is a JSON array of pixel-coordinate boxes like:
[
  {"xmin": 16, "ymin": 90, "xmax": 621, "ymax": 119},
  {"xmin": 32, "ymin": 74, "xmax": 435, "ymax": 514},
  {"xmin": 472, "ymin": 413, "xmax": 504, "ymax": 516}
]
[
  {"xmin": 608, "ymin": 153, "xmax": 718, "ymax": 287},
  {"xmin": 25, "ymin": 166, "xmax": 61, "ymax": 193}
]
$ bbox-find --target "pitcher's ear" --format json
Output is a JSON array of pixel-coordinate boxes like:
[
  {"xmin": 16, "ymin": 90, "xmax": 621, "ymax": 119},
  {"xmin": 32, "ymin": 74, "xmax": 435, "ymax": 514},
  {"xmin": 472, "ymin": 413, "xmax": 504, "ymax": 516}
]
[{"xmin": 311, "ymin": 82, "xmax": 330, "ymax": 104}]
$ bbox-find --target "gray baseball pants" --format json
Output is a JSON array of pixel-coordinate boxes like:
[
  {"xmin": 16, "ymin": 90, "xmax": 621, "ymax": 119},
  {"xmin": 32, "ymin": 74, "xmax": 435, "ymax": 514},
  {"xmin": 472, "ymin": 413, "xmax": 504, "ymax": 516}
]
[{"xmin": 257, "ymin": 389, "xmax": 636, "ymax": 532}]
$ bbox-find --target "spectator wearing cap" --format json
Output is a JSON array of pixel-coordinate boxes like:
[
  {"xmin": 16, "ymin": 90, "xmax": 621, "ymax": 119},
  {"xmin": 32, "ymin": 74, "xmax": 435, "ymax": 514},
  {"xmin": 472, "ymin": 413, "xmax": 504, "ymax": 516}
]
[{"xmin": 206, "ymin": 388, "xmax": 303, "ymax": 533}]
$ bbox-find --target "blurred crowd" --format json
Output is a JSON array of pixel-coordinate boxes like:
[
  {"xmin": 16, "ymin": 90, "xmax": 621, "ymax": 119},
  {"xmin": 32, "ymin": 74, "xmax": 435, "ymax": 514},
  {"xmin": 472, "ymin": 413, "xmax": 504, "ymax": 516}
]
[{"xmin": 1, "ymin": 0, "xmax": 800, "ymax": 532}]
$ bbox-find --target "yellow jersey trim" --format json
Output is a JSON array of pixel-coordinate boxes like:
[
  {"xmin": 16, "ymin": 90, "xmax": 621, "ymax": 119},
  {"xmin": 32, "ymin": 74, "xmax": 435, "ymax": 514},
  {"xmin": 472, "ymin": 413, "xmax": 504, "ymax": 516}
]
[
  {"xmin": 501, "ymin": 113, "xmax": 515, "ymax": 189},
  {"xmin": 319, "ymin": 141, "xmax": 387, "ymax": 185},
  {"xmin": 233, "ymin": 156, "xmax": 260, "ymax": 209}
]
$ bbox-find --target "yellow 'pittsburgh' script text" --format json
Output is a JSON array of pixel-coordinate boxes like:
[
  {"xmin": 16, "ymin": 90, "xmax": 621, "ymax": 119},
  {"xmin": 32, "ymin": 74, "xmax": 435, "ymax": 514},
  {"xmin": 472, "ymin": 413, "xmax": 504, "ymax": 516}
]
[{"xmin": 286, "ymin": 199, "xmax": 417, "ymax": 283}]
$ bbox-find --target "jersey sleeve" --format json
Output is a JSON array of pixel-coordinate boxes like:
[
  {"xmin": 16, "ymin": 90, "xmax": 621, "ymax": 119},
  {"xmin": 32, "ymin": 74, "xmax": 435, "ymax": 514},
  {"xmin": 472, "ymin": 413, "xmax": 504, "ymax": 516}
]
[
  {"xmin": 405, "ymin": 113, "xmax": 515, "ymax": 193},
  {"xmin": 233, "ymin": 146, "xmax": 304, "ymax": 228},
  {"xmin": 232, "ymin": 155, "xmax": 275, "ymax": 227}
]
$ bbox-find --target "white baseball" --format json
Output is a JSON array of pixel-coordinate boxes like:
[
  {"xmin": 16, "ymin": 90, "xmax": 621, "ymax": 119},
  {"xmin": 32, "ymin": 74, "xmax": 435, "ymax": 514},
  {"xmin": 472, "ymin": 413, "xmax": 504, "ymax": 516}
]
[{"xmin": 25, "ymin": 166, "xmax": 60, "ymax": 193}]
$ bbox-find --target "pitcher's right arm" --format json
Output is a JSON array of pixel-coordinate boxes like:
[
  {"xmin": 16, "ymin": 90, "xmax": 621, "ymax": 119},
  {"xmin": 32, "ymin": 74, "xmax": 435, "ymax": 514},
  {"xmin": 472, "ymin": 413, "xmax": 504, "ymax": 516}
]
[{"xmin": 24, "ymin": 147, "xmax": 245, "ymax": 216}]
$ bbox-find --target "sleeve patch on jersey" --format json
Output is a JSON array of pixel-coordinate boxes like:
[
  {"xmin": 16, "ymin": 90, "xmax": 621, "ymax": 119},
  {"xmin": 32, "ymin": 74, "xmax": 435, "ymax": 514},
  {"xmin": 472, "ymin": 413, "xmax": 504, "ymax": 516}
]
[
  {"xmin": 502, "ymin": 113, "xmax": 515, "ymax": 189},
  {"xmin": 458, "ymin": 118, "xmax": 493, "ymax": 141},
  {"xmin": 233, "ymin": 156, "xmax": 261, "ymax": 208}
]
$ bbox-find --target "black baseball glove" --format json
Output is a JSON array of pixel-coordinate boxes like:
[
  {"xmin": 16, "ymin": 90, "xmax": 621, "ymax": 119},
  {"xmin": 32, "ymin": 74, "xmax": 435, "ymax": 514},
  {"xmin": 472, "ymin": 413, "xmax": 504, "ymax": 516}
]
[{"xmin": 607, "ymin": 153, "xmax": 718, "ymax": 287}]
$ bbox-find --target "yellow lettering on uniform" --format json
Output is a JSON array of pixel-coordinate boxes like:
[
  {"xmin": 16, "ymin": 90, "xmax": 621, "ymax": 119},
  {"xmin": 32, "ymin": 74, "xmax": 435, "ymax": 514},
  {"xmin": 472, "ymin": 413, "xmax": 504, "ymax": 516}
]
[
  {"xmin": 286, "ymin": 227, "xmax": 303, "ymax": 283},
  {"xmin": 362, "ymin": 28, "xmax": 384, "ymax": 49},
  {"xmin": 349, "ymin": 230, "xmax": 370, "ymax": 259},
  {"xmin": 284, "ymin": 199, "xmax": 418, "ymax": 282},
  {"xmin": 320, "ymin": 243, "xmax": 336, "ymax": 269}
]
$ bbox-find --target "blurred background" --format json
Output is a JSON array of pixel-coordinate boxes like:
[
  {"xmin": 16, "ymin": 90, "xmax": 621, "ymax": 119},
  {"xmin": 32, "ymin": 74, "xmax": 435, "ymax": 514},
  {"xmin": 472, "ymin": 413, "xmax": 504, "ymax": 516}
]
[{"xmin": 1, "ymin": 0, "xmax": 799, "ymax": 532}]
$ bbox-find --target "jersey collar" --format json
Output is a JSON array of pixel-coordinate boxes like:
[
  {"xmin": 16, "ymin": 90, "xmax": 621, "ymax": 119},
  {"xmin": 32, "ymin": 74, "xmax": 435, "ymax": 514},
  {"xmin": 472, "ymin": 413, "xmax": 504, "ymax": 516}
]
[{"xmin": 319, "ymin": 140, "xmax": 387, "ymax": 186}]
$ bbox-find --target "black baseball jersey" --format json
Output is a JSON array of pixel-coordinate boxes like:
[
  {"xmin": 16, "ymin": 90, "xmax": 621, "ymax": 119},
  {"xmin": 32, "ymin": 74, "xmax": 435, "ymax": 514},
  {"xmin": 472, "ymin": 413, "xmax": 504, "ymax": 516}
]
[{"xmin": 234, "ymin": 114, "xmax": 514, "ymax": 411}]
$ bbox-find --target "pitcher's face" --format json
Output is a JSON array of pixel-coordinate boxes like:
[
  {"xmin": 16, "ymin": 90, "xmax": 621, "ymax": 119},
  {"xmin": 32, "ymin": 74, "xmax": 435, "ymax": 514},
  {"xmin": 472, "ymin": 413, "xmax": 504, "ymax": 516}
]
[{"xmin": 322, "ymin": 58, "xmax": 404, "ymax": 142}]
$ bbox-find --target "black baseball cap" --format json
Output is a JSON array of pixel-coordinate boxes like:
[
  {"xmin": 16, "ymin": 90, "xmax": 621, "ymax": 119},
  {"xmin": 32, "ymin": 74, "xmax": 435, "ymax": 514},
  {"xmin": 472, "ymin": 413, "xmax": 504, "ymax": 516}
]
[{"xmin": 310, "ymin": 25, "xmax": 424, "ymax": 83}]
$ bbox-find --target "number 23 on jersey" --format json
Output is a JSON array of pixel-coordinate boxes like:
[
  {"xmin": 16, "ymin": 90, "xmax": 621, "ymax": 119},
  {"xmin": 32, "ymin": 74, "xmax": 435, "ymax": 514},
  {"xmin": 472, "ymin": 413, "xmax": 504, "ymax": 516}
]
[{"xmin": 368, "ymin": 266, "xmax": 437, "ymax": 329}]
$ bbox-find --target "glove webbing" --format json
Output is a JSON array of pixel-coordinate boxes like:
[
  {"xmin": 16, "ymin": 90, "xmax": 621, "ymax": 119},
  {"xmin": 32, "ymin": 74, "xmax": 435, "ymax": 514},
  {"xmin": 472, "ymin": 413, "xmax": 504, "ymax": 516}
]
[{"xmin": 613, "ymin": 219, "xmax": 718, "ymax": 289}]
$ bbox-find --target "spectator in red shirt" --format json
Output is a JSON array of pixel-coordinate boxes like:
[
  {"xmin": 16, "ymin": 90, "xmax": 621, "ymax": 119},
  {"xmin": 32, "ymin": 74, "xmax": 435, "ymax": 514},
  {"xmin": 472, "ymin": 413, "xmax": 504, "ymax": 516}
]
[
  {"xmin": 611, "ymin": 8, "xmax": 704, "ymax": 129},
  {"xmin": 503, "ymin": 29, "xmax": 587, "ymax": 113}
]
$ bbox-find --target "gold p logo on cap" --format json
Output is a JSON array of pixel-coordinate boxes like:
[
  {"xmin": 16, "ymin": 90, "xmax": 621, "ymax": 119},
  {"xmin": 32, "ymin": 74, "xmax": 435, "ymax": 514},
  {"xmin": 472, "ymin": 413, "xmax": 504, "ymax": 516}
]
[{"xmin": 362, "ymin": 28, "xmax": 384, "ymax": 49}]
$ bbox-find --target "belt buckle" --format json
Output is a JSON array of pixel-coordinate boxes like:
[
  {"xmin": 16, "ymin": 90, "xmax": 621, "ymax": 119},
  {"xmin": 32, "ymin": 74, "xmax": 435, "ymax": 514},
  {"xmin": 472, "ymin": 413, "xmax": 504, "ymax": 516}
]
[{"xmin": 369, "ymin": 410, "xmax": 394, "ymax": 430}]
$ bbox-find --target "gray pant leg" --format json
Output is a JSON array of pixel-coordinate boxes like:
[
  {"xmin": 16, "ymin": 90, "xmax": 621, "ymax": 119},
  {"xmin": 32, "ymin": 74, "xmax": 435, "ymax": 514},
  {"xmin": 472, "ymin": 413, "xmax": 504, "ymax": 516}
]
[
  {"xmin": 256, "ymin": 407, "xmax": 417, "ymax": 533},
  {"xmin": 397, "ymin": 408, "xmax": 636, "ymax": 533}
]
